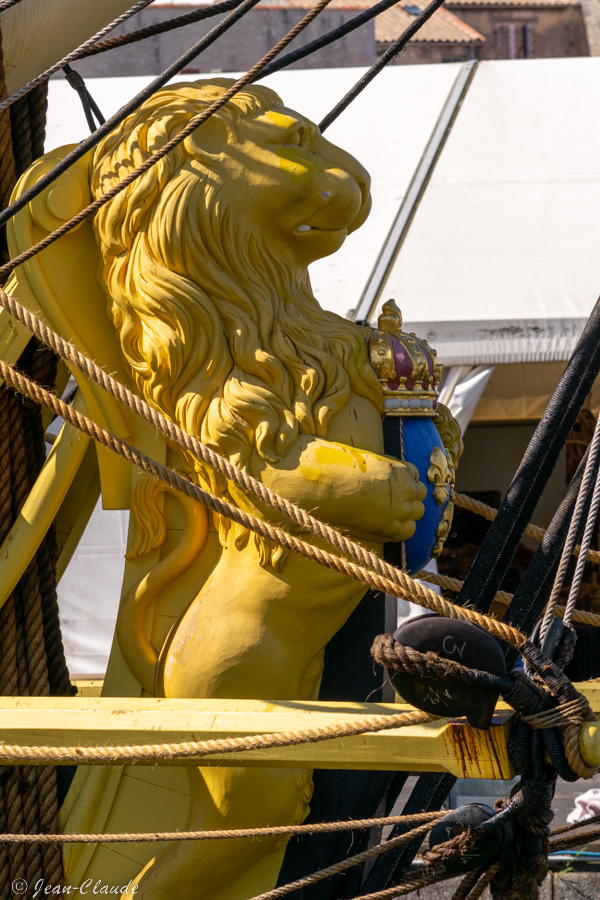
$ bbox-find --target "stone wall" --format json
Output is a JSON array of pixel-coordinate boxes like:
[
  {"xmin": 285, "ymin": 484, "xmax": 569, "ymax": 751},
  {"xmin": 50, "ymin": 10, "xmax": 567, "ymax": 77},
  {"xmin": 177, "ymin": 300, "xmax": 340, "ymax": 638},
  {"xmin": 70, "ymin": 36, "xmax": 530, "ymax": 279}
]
[
  {"xmin": 444, "ymin": 5, "xmax": 589, "ymax": 59},
  {"xmin": 582, "ymin": 0, "xmax": 600, "ymax": 54},
  {"xmin": 74, "ymin": 7, "xmax": 376, "ymax": 78},
  {"xmin": 378, "ymin": 41, "xmax": 478, "ymax": 64}
]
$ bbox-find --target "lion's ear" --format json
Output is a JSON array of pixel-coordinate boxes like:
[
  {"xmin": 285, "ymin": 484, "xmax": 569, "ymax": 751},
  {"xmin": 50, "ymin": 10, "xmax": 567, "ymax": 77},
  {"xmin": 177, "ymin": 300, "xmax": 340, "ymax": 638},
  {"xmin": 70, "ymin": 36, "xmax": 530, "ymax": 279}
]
[{"xmin": 184, "ymin": 116, "xmax": 230, "ymax": 163}]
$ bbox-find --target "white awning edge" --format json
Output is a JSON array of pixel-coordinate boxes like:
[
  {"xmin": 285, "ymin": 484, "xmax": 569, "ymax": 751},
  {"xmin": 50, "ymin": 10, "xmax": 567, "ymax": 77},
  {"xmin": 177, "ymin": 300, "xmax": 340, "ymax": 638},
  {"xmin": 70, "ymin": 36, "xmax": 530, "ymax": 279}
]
[{"xmin": 406, "ymin": 317, "xmax": 591, "ymax": 367}]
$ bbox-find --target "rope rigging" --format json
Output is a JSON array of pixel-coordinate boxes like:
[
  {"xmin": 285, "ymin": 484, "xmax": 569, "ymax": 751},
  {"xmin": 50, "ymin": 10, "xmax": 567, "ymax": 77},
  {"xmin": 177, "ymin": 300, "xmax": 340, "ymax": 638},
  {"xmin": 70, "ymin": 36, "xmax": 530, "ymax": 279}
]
[
  {"xmin": 0, "ymin": 0, "xmax": 263, "ymax": 229},
  {"xmin": 73, "ymin": 0, "xmax": 249, "ymax": 59},
  {"xmin": 539, "ymin": 409, "xmax": 600, "ymax": 642},
  {"xmin": 364, "ymin": 300, "xmax": 600, "ymax": 895},
  {"xmin": 0, "ymin": 0, "xmax": 454, "ymax": 227},
  {"xmin": 1, "ymin": 258, "xmax": 598, "ymax": 898},
  {"xmin": 256, "ymin": 0, "xmax": 428, "ymax": 80},
  {"xmin": 0, "ymin": 0, "xmax": 155, "ymax": 114},
  {"xmin": 1, "ymin": 4, "xmax": 600, "ymax": 897},
  {"xmin": 0, "ymin": 350, "xmax": 525, "ymax": 649},
  {"xmin": 318, "ymin": 0, "xmax": 451, "ymax": 131}
]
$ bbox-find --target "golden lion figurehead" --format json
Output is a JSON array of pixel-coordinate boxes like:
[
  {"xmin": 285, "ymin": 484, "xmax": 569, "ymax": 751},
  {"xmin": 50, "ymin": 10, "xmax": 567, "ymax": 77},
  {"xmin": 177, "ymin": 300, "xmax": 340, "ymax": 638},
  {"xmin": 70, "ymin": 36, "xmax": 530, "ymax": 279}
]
[{"xmin": 90, "ymin": 79, "xmax": 382, "ymax": 493}]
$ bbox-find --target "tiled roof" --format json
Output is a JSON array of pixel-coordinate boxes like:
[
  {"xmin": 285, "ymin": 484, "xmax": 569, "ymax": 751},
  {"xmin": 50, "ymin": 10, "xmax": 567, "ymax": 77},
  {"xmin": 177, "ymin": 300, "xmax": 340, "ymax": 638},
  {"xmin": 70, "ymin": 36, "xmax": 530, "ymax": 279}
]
[
  {"xmin": 258, "ymin": 0, "xmax": 485, "ymax": 41},
  {"xmin": 375, "ymin": 3, "xmax": 484, "ymax": 43},
  {"xmin": 447, "ymin": 0, "xmax": 578, "ymax": 6}
]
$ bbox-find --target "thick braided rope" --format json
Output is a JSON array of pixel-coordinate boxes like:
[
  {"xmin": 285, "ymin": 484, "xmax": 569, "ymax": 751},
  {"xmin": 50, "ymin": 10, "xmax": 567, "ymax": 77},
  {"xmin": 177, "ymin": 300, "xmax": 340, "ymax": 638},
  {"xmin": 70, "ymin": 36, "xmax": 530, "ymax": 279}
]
[
  {"xmin": 450, "ymin": 868, "xmax": 484, "ymax": 900},
  {"xmin": 540, "ymin": 412, "xmax": 600, "ymax": 645},
  {"xmin": 563, "ymin": 463, "xmax": 600, "ymax": 629},
  {"xmin": 0, "ymin": 357, "xmax": 525, "ymax": 649},
  {"xmin": 563, "ymin": 722, "xmax": 598, "ymax": 779},
  {"xmin": 0, "ymin": 709, "xmax": 432, "ymax": 764},
  {"xmin": 0, "ymin": 34, "xmax": 18, "ymax": 893},
  {"xmin": 248, "ymin": 819, "xmax": 443, "ymax": 900},
  {"xmin": 0, "ymin": 397, "xmax": 24, "ymax": 894},
  {"xmin": 0, "ymin": 812, "xmax": 443, "ymax": 844},
  {"xmin": 339, "ymin": 867, "xmax": 453, "ymax": 900},
  {"xmin": 550, "ymin": 823, "xmax": 600, "ymax": 853},
  {"xmin": 454, "ymin": 491, "xmax": 600, "ymax": 566},
  {"xmin": 416, "ymin": 568, "xmax": 600, "ymax": 629},
  {"xmin": 550, "ymin": 813, "xmax": 600, "ymax": 837},
  {"xmin": 0, "ymin": 289, "xmax": 405, "ymax": 583},
  {"xmin": 6, "ymin": 350, "xmax": 61, "ymax": 886},
  {"xmin": 0, "ymin": 0, "xmax": 155, "ymax": 113},
  {"xmin": 374, "ymin": 631, "xmax": 600, "ymax": 780},
  {"xmin": 371, "ymin": 633, "xmax": 494, "ymax": 690},
  {"xmin": 0, "ymin": 43, "xmax": 61, "ymax": 889},
  {"xmin": 455, "ymin": 864, "xmax": 501, "ymax": 900},
  {"xmin": 0, "ymin": 0, "xmax": 334, "ymax": 283},
  {"xmin": 0, "ymin": 293, "xmax": 588, "ymax": 640},
  {"xmin": 521, "ymin": 696, "xmax": 594, "ymax": 731}
]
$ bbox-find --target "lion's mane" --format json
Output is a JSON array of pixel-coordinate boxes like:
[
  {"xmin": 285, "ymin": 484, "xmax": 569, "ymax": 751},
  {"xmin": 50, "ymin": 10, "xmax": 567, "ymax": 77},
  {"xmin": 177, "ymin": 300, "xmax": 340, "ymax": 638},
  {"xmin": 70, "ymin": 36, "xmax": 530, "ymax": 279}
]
[{"xmin": 90, "ymin": 79, "xmax": 382, "ymax": 560}]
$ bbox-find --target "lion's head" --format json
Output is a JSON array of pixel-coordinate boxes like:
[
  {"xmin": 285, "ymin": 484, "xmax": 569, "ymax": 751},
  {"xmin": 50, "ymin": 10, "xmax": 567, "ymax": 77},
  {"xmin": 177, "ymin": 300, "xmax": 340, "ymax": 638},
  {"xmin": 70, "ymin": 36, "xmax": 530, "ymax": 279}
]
[{"xmin": 90, "ymin": 79, "xmax": 382, "ymax": 558}]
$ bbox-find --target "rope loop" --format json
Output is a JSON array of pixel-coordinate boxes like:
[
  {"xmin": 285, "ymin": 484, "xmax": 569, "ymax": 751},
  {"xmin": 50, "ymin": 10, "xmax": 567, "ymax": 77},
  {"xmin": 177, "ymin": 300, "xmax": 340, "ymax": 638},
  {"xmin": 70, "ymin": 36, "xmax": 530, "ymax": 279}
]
[{"xmin": 371, "ymin": 633, "xmax": 599, "ymax": 783}]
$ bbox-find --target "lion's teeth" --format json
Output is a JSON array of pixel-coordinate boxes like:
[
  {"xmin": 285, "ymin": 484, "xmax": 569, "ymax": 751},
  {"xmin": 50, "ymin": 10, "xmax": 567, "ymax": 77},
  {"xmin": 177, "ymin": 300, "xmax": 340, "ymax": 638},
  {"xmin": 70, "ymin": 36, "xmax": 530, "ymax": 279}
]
[{"xmin": 297, "ymin": 224, "xmax": 312, "ymax": 232}]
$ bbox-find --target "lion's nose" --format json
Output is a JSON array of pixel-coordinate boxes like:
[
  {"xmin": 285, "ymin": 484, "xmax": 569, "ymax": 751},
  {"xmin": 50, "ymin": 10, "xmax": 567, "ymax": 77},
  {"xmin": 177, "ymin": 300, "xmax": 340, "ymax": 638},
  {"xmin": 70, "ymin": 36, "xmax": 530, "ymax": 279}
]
[
  {"xmin": 346, "ymin": 158, "xmax": 371, "ymax": 212},
  {"xmin": 316, "ymin": 133, "xmax": 370, "ymax": 190},
  {"xmin": 316, "ymin": 135, "xmax": 371, "ymax": 223},
  {"xmin": 332, "ymin": 147, "xmax": 372, "ymax": 233}
]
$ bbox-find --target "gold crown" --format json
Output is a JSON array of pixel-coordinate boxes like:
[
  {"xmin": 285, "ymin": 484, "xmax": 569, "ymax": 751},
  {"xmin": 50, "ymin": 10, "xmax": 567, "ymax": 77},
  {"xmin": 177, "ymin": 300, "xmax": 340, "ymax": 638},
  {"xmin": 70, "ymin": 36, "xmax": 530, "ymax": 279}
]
[{"xmin": 369, "ymin": 300, "xmax": 442, "ymax": 417}]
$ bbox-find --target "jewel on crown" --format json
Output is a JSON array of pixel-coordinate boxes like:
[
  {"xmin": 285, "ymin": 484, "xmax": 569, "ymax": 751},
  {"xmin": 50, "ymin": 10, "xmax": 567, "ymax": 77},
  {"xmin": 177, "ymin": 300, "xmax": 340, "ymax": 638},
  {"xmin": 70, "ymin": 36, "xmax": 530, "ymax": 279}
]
[{"xmin": 369, "ymin": 299, "xmax": 442, "ymax": 417}]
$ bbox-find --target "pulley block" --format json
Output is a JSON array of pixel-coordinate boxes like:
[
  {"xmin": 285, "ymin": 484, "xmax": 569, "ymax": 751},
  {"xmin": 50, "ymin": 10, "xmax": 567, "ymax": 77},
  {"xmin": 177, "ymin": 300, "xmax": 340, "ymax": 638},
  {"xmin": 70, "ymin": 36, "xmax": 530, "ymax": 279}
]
[
  {"xmin": 387, "ymin": 613, "xmax": 506, "ymax": 729},
  {"xmin": 429, "ymin": 803, "xmax": 520, "ymax": 891}
]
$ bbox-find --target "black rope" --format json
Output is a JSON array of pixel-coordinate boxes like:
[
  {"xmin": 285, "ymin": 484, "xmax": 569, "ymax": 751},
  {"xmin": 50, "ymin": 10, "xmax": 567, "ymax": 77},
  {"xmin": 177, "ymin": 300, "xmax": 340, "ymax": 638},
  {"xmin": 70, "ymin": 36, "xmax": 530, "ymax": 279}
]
[
  {"xmin": 75, "ymin": 0, "xmax": 245, "ymax": 59},
  {"xmin": 255, "ymin": 0, "xmax": 408, "ymax": 81},
  {"xmin": 365, "ymin": 303, "xmax": 600, "ymax": 892},
  {"xmin": 0, "ymin": 0, "xmax": 257, "ymax": 229},
  {"xmin": 502, "ymin": 455, "xmax": 588, "ymax": 669},
  {"xmin": 319, "ymin": 0, "xmax": 449, "ymax": 132},
  {"xmin": 62, "ymin": 65, "xmax": 105, "ymax": 133}
]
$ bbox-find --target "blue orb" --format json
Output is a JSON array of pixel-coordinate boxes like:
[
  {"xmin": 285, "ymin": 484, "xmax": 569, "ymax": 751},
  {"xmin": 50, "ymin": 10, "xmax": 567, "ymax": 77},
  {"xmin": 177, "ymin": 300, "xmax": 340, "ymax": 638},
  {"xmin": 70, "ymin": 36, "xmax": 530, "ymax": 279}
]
[{"xmin": 401, "ymin": 416, "xmax": 449, "ymax": 574}]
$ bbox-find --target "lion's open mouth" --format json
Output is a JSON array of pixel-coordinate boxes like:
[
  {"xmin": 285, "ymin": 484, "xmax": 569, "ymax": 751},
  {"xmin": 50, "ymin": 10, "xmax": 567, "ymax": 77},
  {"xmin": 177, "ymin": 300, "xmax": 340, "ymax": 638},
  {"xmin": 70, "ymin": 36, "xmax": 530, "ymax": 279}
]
[{"xmin": 295, "ymin": 224, "xmax": 346, "ymax": 234}]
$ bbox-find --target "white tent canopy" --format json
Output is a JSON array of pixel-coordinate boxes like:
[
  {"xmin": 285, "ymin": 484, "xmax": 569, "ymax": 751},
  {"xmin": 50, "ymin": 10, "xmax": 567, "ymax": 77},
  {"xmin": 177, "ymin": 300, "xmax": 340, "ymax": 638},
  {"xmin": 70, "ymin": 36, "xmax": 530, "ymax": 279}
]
[{"xmin": 373, "ymin": 58, "xmax": 600, "ymax": 366}]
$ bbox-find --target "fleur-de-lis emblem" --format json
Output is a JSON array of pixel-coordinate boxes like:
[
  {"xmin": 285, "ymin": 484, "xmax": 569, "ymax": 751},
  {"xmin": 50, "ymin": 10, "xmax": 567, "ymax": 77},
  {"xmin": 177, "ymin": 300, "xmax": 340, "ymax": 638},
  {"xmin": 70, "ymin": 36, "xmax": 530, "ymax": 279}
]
[{"xmin": 427, "ymin": 446, "xmax": 453, "ymax": 506}]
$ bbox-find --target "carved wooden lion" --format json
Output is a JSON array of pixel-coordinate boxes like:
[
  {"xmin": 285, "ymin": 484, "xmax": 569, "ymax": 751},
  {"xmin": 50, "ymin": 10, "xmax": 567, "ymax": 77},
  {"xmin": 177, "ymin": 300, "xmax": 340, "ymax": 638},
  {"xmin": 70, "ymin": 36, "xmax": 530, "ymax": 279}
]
[{"xmin": 10, "ymin": 79, "xmax": 428, "ymax": 899}]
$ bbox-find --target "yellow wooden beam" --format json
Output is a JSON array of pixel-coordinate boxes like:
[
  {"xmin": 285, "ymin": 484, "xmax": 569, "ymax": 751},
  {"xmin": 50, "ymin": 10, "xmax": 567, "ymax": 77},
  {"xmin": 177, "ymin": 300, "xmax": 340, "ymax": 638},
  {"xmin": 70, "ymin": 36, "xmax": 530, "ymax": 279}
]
[
  {"xmin": 2, "ymin": 686, "xmax": 599, "ymax": 779},
  {"xmin": 0, "ymin": 697, "xmax": 514, "ymax": 778}
]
